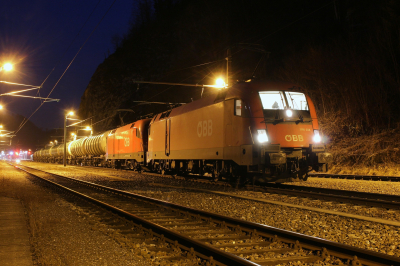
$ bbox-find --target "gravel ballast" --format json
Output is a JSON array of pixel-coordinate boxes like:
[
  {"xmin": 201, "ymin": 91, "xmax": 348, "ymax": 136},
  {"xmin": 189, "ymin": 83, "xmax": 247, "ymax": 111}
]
[
  {"xmin": 0, "ymin": 162, "xmax": 174, "ymax": 266},
  {"xmin": 21, "ymin": 162, "xmax": 400, "ymax": 259}
]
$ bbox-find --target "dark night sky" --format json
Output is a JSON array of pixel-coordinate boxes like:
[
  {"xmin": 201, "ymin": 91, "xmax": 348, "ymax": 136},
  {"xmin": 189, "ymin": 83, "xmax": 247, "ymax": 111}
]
[{"xmin": 0, "ymin": 0, "xmax": 134, "ymax": 131}]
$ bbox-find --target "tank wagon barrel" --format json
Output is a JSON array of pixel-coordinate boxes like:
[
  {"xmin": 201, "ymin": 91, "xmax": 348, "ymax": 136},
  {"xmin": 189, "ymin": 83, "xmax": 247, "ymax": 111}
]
[{"xmin": 84, "ymin": 132, "xmax": 109, "ymax": 156}]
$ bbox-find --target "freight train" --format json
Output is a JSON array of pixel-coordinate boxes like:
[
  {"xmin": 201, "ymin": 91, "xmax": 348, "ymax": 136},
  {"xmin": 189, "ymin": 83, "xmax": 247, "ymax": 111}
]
[{"xmin": 33, "ymin": 80, "xmax": 332, "ymax": 183}]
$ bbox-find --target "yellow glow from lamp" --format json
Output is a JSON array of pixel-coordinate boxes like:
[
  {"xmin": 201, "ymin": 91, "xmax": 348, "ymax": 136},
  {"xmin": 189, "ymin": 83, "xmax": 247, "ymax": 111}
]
[
  {"xmin": 216, "ymin": 78, "xmax": 225, "ymax": 89},
  {"xmin": 3, "ymin": 63, "xmax": 13, "ymax": 71}
]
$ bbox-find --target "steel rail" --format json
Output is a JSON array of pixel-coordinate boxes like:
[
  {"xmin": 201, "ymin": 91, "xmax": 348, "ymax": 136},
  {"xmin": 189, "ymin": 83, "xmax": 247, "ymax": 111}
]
[
  {"xmin": 309, "ymin": 172, "xmax": 400, "ymax": 182},
  {"xmin": 14, "ymin": 164, "xmax": 257, "ymax": 266},
  {"xmin": 259, "ymin": 183, "xmax": 400, "ymax": 209},
  {"xmin": 16, "ymin": 164, "xmax": 400, "ymax": 266}
]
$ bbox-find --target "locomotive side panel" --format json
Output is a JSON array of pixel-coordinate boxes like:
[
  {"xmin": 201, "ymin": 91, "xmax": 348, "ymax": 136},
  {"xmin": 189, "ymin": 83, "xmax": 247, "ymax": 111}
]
[
  {"xmin": 107, "ymin": 119, "xmax": 151, "ymax": 163},
  {"xmin": 148, "ymin": 101, "xmax": 225, "ymax": 161},
  {"xmin": 223, "ymin": 98, "xmax": 254, "ymax": 165}
]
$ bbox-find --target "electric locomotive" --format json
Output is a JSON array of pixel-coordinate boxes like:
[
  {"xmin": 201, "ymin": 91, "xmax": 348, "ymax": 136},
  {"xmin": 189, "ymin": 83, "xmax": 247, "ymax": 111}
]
[{"xmin": 147, "ymin": 80, "xmax": 331, "ymax": 182}]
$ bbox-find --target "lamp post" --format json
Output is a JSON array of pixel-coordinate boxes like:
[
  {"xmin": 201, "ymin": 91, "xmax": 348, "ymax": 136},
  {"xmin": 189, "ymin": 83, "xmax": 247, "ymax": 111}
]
[{"xmin": 63, "ymin": 111, "xmax": 74, "ymax": 167}]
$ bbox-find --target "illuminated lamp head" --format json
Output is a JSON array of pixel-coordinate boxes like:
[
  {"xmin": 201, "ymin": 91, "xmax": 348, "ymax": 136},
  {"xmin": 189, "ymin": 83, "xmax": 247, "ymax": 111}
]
[
  {"xmin": 313, "ymin": 130, "xmax": 322, "ymax": 143},
  {"xmin": 3, "ymin": 63, "xmax": 13, "ymax": 71},
  {"xmin": 215, "ymin": 78, "xmax": 225, "ymax": 89},
  {"xmin": 257, "ymin": 129, "xmax": 269, "ymax": 143}
]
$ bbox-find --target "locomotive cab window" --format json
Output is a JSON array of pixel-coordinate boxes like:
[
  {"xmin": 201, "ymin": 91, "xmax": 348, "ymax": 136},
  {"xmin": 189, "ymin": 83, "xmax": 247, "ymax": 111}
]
[
  {"xmin": 259, "ymin": 91, "xmax": 311, "ymax": 122},
  {"xmin": 235, "ymin": 99, "xmax": 242, "ymax": 116},
  {"xmin": 285, "ymin": 92, "xmax": 309, "ymax": 111},
  {"xmin": 234, "ymin": 99, "xmax": 249, "ymax": 117},
  {"xmin": 259, "ymin": 91, "xmax": 286, "ymax": 110}
]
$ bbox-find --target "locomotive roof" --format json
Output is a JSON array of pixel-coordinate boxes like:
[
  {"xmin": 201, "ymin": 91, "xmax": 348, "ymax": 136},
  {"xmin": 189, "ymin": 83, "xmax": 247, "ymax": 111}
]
[{"xmin": 151, "ymin": 80, "xmax": 303, "ymax": 122}]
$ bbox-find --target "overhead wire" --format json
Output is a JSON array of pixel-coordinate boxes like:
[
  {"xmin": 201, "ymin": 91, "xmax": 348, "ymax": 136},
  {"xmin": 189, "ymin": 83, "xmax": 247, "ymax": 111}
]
[
  {"xmin": 20, "ymin": 1, "xmax": 335, "ymax": 133},
  {"xmin": 15, "ymin": 0, "xmax": 118, "ymax": 135},
  {"xmin": 230, "ymin": 0, "xmax": 335, "ymax": 58},
  {"xmin": 16, "ymin": 0, "xmax": 102, "ymax": 133},
  {"xmin": 15, "ymin": 0, "xmax": 103, "ymax": 133},
  {"xmin": 140, "ymin": 2, "xmax": 335, "ymax": 103},
  {"xmin": 37, "ymin": 0, "xmax": 103, "ymax": 95}
]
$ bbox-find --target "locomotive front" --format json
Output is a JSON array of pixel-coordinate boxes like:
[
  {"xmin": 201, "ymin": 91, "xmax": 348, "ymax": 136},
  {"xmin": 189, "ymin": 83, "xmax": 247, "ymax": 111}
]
[{"xmin": 238, "ymin": 81, "xmax": 332, "ymax": 182}]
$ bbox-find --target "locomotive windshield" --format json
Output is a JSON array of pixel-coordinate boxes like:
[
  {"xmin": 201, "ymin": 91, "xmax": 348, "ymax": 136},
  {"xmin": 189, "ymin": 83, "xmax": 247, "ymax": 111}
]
[
  {"xmin": 284, "ymin": 92, "xmax": 309, "ymax": 111},
  {"xmin": 259, "ymin": 91, "xmax": 311, "ymax": 122},
  {"xmin": 259, "ymin": 91, "xmax": 286, "ymax": 110}
]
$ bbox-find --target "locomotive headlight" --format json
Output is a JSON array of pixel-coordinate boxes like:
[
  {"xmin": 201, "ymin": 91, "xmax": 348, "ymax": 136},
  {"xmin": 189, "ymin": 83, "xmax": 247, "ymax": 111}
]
[
  {"xmin": 286, "ymin": 109, "xmax": 293, "ymax": 117},
  {"xmin": 257, "ymin": 129, "xmax": 269, "ymax": 143},
  {"xmin": 313, "ymin": 130, "xmax": 322, "ymax": 143}
]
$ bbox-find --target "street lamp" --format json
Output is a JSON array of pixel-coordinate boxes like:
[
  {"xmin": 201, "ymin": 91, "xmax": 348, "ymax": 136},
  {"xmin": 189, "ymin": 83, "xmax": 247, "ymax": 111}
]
[
  {"xmin": 215, "ymin": 78, "xmax": 226, "ymax": 89},
  {"xmin": 0, "ymin": 63, "xmax": 13, "ymax": 72},
  {"xmin": 63, "ymin": 111, "xmax": 74, "ymax": 167},
  {"xmin": 78, "ymin": 126, "xmax": 92, "ymax": 136}
]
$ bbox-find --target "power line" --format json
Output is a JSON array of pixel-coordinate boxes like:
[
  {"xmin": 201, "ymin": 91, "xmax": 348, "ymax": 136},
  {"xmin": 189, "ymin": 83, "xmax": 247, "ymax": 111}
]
[{"xmin": 15, "ymin": 0, "xmax": 118, "ymax": 135}]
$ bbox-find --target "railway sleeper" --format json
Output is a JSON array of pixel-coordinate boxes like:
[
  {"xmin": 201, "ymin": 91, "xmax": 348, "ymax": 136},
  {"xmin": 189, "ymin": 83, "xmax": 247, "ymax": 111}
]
[
  {"xmin": 253, "ymin": 255, "xmax": 321, "ymax": 265},
  {"xmin": 181, "ymin": 229, "xmax": 235, "ymax": 236},
  {"xmin": 229, "ymin": 248, "xmax": 295, "ymax": 255}
]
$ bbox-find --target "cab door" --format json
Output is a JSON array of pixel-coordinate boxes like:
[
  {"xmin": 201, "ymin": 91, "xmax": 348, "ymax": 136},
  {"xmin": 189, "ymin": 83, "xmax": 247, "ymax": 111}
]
[{"xmin": 165, "ymin": 118, "xmax": 171, "ymax": 156}]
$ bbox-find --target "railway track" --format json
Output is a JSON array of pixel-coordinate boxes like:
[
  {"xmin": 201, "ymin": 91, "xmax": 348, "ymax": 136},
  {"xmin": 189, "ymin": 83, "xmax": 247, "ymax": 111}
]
[
  {"xmin": 251, "ymin": 183, "xmax": 400, "ymax": 210},
  {"xmin": 309, "ymin": 172, "xmax": 400, "ymax": 182},
  {"xmin": 13, "ymin": 163, "xmax": 400, "ymax": 265},
  {"xmin": 22, "ymin": 162, "xmax": 400, "ymax": 209}
]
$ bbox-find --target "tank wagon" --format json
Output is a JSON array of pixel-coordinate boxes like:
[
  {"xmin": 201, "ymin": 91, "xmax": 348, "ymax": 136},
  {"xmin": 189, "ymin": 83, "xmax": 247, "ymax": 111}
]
[{"xmin": 34, "ymin": 80, "xmax": 332, "ymax": 182}]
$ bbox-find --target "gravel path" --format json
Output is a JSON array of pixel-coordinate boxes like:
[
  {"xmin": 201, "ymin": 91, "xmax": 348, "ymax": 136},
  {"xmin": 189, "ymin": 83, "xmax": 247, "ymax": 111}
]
[{"xmin": 21, "ymin": 162, "xmax": 400, "ymax": 259}]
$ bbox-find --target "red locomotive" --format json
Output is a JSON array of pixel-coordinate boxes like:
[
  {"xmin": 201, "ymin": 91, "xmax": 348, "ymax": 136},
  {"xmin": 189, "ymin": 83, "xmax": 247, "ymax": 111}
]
[{"xmin": 34, "ymin": 80, "xmax": 331, "ymax": 182}]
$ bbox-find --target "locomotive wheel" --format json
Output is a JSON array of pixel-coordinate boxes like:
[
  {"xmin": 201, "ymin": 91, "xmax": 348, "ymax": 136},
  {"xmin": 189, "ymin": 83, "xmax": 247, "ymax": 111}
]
[
  {"xmin": 212, "ymin": 171, "xmax": 222, "ymax": 182},
  {"xmin": 318, "ymin": 164, "xmax": 328, "ymax": 172},
  {"xmin": 300, "ymin": 172, "xmax": 308, "ymax": 181}
]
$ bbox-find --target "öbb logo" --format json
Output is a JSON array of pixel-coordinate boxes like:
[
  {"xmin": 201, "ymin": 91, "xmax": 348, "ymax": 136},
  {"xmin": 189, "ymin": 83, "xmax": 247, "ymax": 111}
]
[
  {"xmin": 197, "ymin": 120, "xmax": 212, "ymax": 137},
  {"xmin": 285, "ymin": 135, "xmax": 304, "ymax": 142}
]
